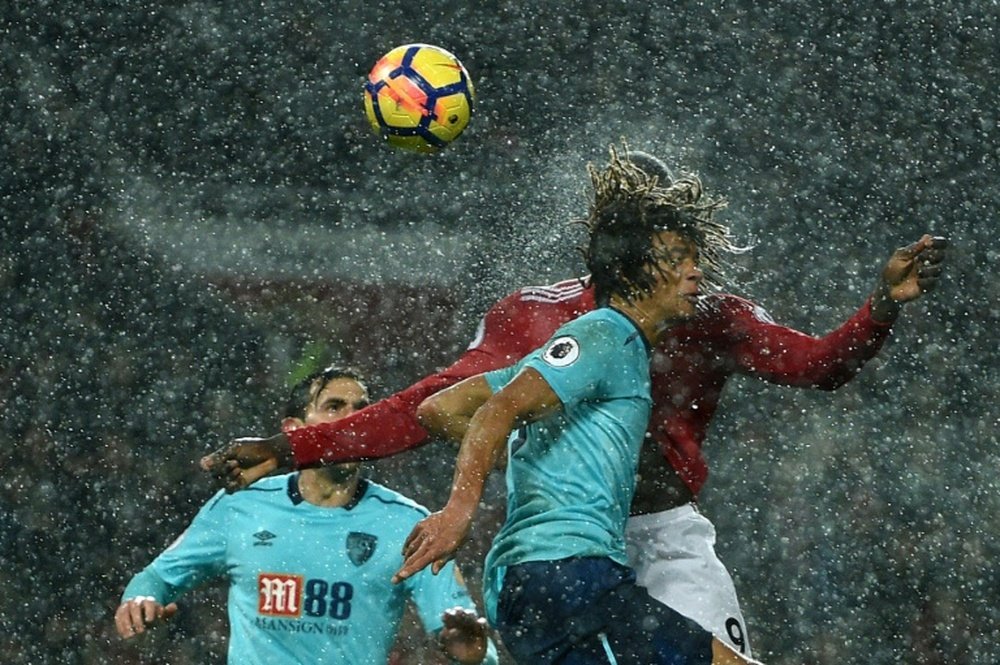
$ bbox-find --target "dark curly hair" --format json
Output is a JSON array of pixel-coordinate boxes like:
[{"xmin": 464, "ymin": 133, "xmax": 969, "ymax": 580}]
[{"xmin": 581, "ymin": 144, "xmax": 740, "ymax": 306}]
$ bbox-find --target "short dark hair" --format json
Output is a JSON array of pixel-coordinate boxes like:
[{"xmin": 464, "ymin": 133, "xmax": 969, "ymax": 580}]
[
  {"xmin": 581, "ymin": 144, "xmax": 738, "ymax": 306},
  {"xmin": 283, "ymin": 366, "xmax": 367, "ymax": 420},
  {"xmin": 628, "ymin": 150, "xmax": 675, "ymax": 185}
]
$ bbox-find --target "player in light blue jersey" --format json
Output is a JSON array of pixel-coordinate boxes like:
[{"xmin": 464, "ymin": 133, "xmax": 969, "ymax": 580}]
[
  {"xmin": 114, "ymin": 366, "xmax": 498, "ymax": 665},
  {"xmin": 479, "ymin": 307, "xmax": 653, "ymax": 592},
  {"xmin": 395, "ymin": 150, "xmax": 758, "ymax": 664}
]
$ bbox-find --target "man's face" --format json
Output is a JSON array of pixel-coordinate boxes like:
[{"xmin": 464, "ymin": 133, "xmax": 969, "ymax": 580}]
[
  {"xmin": 304, "ymin": 377, "xmax": 370, "ymax": 425},
  {"xmin": 294, "ymin": 376, "xmax": 370, "ymax": 479},
  {"xmin": 647, "ymin": 230, "xmax": 703, "ymax": 320}
]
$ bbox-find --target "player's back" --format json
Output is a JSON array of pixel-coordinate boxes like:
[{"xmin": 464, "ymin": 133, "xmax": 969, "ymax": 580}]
[{"xmin": 476, "ymin": 277, "xmax": 596, "ymax": 364}]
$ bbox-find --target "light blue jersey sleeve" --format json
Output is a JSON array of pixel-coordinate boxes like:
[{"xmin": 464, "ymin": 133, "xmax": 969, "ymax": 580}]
[
  {"xmin": 121, "ymin": 491, "xmax": 229, "ymax": 604},
  {"xmin": 485, "ymin": 313, "xmax": 627, "ymax": 407}
]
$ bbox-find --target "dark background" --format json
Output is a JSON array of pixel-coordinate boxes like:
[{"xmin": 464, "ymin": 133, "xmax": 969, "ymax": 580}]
[{"xmin": 2, "ymin": 1, "xmax": 997, "ymax": 663}]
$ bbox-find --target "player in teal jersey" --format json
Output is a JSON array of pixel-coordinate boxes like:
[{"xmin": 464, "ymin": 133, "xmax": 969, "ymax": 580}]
[
  {"xmin": 395, "ymin": 151, "xmax": 757, "ymax": 664},
  {"xmin": 114, "ymin": 366, "xmax": 498, "ymax": 665}
]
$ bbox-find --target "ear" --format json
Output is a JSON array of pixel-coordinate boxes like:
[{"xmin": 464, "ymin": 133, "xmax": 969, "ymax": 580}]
[{"xmin": 282, "ymin": 417, "xmax": 305, "ymax": 432}]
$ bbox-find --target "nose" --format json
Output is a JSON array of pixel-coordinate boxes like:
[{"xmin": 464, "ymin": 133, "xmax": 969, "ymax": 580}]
[{"xmin": 686, "ymin": 262, "xmax": 703, "ymax": 282}]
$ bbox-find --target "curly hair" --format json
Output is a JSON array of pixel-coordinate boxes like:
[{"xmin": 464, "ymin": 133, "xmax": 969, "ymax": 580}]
[{"xmin": 581, "ymin": 144, "xmax": 741, "ymax": 306}]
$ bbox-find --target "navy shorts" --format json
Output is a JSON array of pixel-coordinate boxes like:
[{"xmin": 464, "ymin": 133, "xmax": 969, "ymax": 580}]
[{"xmin": 494, "ymin": 557, "xmax": 713, "ymax": 665}]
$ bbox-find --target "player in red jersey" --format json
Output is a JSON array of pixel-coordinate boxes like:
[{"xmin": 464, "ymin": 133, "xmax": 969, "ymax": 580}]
[{"xmin": 202, "ymin": 151, "xmax": 947, "ymax": 657}]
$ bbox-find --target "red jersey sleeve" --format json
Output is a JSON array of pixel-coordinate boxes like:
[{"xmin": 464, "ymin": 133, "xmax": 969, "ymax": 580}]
[
  {"xmin": 288, "ymin": 291, "xmax": 530, "ymax": 467},
  {"xmin": 725, "ymin": 295, "xmax": 895, "ymax": 389}
]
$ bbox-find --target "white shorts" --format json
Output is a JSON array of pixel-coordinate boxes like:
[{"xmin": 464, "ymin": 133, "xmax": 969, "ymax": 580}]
[{"xmin": 625, "ymin": 504, "xmax": 752, "ymax": 658}]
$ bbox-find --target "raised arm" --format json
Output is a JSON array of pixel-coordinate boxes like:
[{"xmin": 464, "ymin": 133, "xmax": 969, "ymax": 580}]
[
  {"xmin": 729, "ymin": 234, "xmax": 947, "ymax": 389},
  {"xmin": 392, "ymin": 368, "xmax": 561, "ymax": 583}
]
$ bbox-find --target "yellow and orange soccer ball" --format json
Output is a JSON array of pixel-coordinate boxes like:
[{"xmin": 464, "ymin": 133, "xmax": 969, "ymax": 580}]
[{"xmin": 363, "ymin": 44, "xmax": 475, "ymax": 154}]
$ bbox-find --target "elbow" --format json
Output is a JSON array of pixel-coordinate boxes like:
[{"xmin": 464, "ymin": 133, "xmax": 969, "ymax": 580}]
[
  {"xmin": 416, "ymin": 396, "xmax": 444, "ymax": 434},
  {"xmin": 812, "ymin": 372, "xmax": 853, "ymax": 391}
]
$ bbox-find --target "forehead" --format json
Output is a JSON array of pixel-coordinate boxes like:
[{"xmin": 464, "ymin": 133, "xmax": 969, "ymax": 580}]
[
  {"xmin": 652, "ymin": 230, "xmax": 697, "ymax": 252},
  {"xmin": 310, "ymin": 377, "xmax": 368, "ymax": 405}
]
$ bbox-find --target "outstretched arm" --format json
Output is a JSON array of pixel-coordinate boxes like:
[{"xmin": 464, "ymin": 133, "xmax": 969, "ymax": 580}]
[
  {"xmin": 393, "ymin": 368, "xmax": 561, "ymax": 583},
  {"xmin": 200, "ymin": 349, "xmax": 510, "ymax": 492},
  {"xmin": 727, "ymin": 234, "xmax": 948, "ymax": 389},
  {"xmin": 201, "ymin": 291, "xmax": 533, "ymax": 491}
]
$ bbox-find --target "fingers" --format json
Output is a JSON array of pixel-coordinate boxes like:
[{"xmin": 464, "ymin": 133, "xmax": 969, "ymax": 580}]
[
  {"xmin": 220, "ymin": 459, "xmax": 247, "ymax": 494},
  {"xmin": 918, "ymin": 240, "xmax": 947, "ymax": 266},
  {"xmin": 402, "ymin": 523, "xmax": 424, "ymax": 556},
  {"xmin": 162, "ymin": 602, "xmax": 179, "ymax": 620},
  {"xmin": 442, "ymin": 606, "xmax": 486, "ymax": 631},
  {"xmin": 232, "ymin": 458, "xmax": 280, "ymax": 492},
  {"xmin": 394, "ymin": 537, "xmax": 455, "ymax": 583},
  {"xmin": 393, "ymin": 540, "xmax": 438, "ymax": 584},
  {"xmin": 115, "ymin": 597, "xmax": 168, "ymax": 640},
  {"xmin": 205, "ymin": 455, "xmax": 265, "ymax": 494},
  {"xmin": 896, "ymin": 235, "xmax": 931, "ymax": 260},
  {"xmin": 917, "ymin": 262, "xmax": 944, "ymax": 292},
  {"xmin": 906, "ymin": 235, "xmax": 948, "ymax": 262},
  {"xmin": 439, "ymin": 607, "xmax": 488, "ymax": 663},
  {"xmin": 198, "ymin": 452, "xmax": 220, "ymax": 472},
  {"xmin": 915, "ymin": 235, "xmax": 947, "ymax": 293}
]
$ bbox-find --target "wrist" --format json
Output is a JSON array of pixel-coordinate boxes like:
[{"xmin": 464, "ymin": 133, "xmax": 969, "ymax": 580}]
[
  {"xmin": 443, "ymin": 492, "xmax": 480, "ymax": 524},
  {"xmin": 870, "ymin": 281, "xmax": 902, "ymax": 324},
  {"xmin": 270, "ymin": 432, "xmax": 295, "ymax": 468}
]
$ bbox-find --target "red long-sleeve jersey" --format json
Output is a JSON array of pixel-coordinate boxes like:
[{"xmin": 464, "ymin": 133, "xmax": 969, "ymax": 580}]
[{"xmin": 288, "ymin": 276, "xmax": 893, "ymax": 496}]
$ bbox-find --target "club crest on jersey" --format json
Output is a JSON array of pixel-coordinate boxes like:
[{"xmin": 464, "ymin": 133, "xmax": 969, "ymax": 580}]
[
  {"xmin": 346, "ymin": 532, "xmax": 377, "ymax": 566},
  {"xmin": 542, "ymin": 336, "xmax": 580, "ymax": 368}
]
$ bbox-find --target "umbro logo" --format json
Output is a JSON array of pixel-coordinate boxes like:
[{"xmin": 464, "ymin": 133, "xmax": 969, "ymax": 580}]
[{"xmin": 253, "ymin": 530, "xmax": 277, "ymax": 546}]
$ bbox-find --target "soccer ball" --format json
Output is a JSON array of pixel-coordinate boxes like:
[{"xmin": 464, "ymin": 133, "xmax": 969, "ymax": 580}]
[{"xmin": 363, "ymin": 44, "xmax": 475, "ymax": 154}]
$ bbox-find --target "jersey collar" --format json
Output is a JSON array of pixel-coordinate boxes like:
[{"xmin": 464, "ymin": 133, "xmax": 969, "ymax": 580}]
[{"xmin": 607, "ymin": 306, "xmax": 653, "ymax": 357}]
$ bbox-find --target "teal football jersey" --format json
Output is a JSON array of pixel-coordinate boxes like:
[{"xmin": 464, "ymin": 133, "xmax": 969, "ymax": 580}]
[
  {"xmin": 480, "ymin": 307, "xmax": 652, "ymax": 620},
  {"xmin": 122, "ymin": 475, "xmax": 485, "ymax": 664}
]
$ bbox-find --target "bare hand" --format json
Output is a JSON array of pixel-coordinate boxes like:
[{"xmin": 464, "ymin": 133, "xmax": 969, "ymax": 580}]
[
  {"xmin": 872, "ymin": 234, "xmax": 948, "ymax": 322},
  {"xmin": 439, "ymin": 606, "xmax": 490, "ymax": 664},
  {"xmin": 199, "ymin": 434, "xmax": 292, "ymax": 493},
  {"xmin": 392, "ymin": 508, "xmax": 472, "ymax": 584},
  {"xmin": 114, "ymin": 596, "xmax": 178, "ymax": 639}
]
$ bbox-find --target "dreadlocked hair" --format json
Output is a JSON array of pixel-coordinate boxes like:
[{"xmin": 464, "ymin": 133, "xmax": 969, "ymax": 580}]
[{"xmin": 580, "ymin": 144, "xmax": 740, "ymax": 306}]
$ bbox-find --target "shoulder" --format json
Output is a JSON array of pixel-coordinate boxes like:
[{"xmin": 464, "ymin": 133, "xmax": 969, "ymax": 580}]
[
  {"xmin": 516, "ymin": 277, "xmax": 591, "ymax": 304},
  {"xmin": 548, "ymin": 308, "xmax": 622, "ymax": 342},
  {"xmin": 696, "ymin": 293, "xmax": 775, "ymax": 325},
  {"xmin": 535, "ymin": 310, "xmax": 636, "ymax": 368},
  {"xmin": 358, "ymin": 480, "xmax": 431, "ymax": 522},
  {"xmin": 488, "ymin": 277, "xmax": 593, "ymax": 315}
]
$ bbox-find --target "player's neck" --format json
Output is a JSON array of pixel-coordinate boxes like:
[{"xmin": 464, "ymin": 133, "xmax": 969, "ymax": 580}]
[
  {"xmin": 297, "ymin": 468, "xmax": 361, "ymax": 508},
  {"xmin": 610, "ymin": 295, "xmax": 675, "ymax": 346}
]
